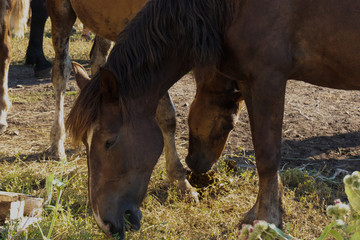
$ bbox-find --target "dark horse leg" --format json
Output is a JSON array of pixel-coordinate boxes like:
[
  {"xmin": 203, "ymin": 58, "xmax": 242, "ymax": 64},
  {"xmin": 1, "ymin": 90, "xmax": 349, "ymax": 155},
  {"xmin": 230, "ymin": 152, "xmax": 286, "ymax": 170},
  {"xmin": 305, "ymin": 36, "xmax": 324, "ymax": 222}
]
[
  {"xmin": 89, "ymin": 35, "xmax": 112, "ymax": 76},
  {"xmin": 26, "ymin": 0, "xmax": 52, "ymax": 78},
  {"xmin": 156, "ymin": 92, "xmax": 198, "ymax": 201},
  {"xmin": 0, "ymin": 0, "xmax": 12, "ymax": 132},
  {"xmin": 46, "ymin": 0, "xmax": 76, "ymax": 159},
  {"xmin": 240, "ymin": 71, "xmax": 287, "ymax": 227}
]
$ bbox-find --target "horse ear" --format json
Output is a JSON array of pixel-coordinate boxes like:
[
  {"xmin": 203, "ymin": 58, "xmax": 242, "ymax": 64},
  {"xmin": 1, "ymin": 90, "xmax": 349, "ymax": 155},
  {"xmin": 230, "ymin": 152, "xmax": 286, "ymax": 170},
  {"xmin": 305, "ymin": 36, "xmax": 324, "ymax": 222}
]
[
  {"xmin": 99, "ymin": 67, "xmax": 119, "ymax": 99},
  {"xmin": 72, "ymin": 62, "xmax": 90, "ymax": 90}
]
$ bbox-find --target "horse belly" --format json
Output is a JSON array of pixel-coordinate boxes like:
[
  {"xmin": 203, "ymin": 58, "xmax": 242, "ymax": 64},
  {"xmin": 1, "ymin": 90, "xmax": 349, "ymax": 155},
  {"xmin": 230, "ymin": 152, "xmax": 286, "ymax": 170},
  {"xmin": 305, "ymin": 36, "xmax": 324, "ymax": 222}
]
[{"xmin": 70, "ymin": 0, "xmax": 147, "ymax": 41}]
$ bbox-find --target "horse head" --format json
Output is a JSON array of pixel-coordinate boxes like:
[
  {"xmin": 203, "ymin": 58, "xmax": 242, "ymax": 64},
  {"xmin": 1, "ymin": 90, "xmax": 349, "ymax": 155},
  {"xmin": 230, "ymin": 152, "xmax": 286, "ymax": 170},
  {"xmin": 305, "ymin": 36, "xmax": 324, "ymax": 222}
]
[
  {"xmin": 186, "ymin": 69, "xmax": 243, "ymax": 174},
  {"xmin": 69, "ymin": 62, "xmax": 164, "ymax": 238}
]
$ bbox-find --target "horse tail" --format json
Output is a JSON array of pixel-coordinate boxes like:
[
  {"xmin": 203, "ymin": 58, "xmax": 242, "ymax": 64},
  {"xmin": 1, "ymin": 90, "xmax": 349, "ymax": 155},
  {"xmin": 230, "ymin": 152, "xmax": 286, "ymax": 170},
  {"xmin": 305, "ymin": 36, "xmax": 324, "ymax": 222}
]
[{"xmin": 10, "ymin": 0, "xmax": 30, "ymax": 38}]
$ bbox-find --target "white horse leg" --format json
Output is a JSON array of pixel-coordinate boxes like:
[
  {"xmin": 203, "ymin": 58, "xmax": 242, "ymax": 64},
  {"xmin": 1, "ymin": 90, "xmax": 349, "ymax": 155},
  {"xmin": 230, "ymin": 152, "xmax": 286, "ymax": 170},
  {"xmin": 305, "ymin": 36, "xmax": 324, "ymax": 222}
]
[
  {"xmin": 47, "ymin": 0, "xmax": 76, "ymax": 160},
  {"xmin": 0, "ymin": 33, "xmax": 11, "ymax": 133},
  {"xmin": 0, "ymin": 2, "xmax": 12, "ymax": 133},
  {"xmin": 89, "ymin": 35, "xmax": 112, "ymax": 76},
  {"xmin": 156, "ymin": 92, "xmax": 199, "ymax": 202}
]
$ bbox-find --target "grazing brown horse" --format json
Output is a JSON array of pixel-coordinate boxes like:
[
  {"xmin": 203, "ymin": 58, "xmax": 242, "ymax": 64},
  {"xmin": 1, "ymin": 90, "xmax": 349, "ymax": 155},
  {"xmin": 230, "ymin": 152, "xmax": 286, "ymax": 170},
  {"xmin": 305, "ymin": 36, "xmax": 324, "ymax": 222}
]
[
  {"xmin": 67, "ymin": 0, "xmax": 360, "ymax": 238},
  {"xmin": 47, "ymin": 0, "xmax": 198, "ymax": 220},
  {"xmin": 0, "ymin": 0, "xmax": 29, "ymax": 132}
]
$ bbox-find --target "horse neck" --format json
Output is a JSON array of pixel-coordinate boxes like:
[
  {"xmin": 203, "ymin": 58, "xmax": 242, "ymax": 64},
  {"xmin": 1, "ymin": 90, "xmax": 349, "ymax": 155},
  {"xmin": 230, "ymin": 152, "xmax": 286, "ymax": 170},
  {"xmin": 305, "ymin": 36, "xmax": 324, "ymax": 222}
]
[{"xmin": 107, "ymin": 0, "xmax": 234, "ymax": 104}]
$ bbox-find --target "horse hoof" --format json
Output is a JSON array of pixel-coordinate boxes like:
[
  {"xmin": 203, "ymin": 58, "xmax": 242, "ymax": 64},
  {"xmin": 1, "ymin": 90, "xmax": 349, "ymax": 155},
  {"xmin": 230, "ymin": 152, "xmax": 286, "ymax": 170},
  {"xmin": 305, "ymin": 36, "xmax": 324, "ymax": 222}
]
[
  {"xmin": 181, "ymin": 179, "xmax": 199, "ymax": 204},
  {"xmin": 45, "ymin": 148, "xmax": 66, "ymax": 161},
  {"xmin": 186, "ymin": 169, "xmax": 218, "ymax": 188},
  {"xmin": 241, "ymin": 209, "xmax": 283, "ymax": 229},
  {"xmin": 35, "ymin": 67, "xmax": 52, "ymax": 79}
]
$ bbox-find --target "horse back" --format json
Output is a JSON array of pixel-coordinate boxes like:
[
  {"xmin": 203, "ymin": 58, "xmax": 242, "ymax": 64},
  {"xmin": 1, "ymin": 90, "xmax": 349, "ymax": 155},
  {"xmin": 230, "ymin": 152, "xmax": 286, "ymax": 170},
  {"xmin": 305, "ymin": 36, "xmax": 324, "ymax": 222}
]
[
  {"xmin": 226, "ymin": 0, "xmax": 360, "ymax": 90},
  {"xmin": 69, "ymin": 0, "xmax": 147, "ymax": 40}
]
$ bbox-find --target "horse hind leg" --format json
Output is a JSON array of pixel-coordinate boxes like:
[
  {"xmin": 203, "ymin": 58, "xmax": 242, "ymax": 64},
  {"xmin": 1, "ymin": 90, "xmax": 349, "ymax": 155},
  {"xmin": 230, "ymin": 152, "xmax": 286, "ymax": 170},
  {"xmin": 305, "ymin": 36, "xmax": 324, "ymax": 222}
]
[
  {"xmin": 89, "ymin": 35, "xmax": 112, "ymax": 76},
  {"xmin": 47, "ymin": 0, "xmax": 76, "ymax": 160},
  {"xmin": 25, "ymin": 0, "xmax": 52, "ymax": 78},
  {"xmin": 156, "ymin": 92, "xmax": 199, "ymax": 202},
  {"xmin": 0, "ymin": 3, "xmax": 12, "ymax": 133}
]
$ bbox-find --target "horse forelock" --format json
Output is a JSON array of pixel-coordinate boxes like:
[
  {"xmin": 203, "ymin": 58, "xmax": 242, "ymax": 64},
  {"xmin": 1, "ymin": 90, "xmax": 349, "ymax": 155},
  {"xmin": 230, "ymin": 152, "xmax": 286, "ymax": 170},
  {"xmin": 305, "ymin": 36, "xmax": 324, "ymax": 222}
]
[{"xmin": 66, "ymin": 74, "xmax": 102, "ymax": 145}]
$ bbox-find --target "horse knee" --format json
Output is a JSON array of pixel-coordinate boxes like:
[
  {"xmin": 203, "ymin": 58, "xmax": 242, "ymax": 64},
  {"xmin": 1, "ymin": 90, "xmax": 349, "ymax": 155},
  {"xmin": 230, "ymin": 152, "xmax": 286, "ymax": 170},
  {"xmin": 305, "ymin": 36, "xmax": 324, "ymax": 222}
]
[{"xmin": 156, "ymin": 94, "xmax": 176, "ymax": 135}]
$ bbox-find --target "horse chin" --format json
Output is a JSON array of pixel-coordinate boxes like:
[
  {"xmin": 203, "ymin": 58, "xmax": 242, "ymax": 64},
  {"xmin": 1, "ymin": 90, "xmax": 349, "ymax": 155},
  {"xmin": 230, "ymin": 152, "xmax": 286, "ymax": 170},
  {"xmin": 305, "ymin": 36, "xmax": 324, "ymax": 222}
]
[
  {"xmin": 93, "ymin": 206, "xmax": 143, "ymax": 239},
  {"xmin": 93, "ymin": 211, "xmax": 112, "ymax": 235}
]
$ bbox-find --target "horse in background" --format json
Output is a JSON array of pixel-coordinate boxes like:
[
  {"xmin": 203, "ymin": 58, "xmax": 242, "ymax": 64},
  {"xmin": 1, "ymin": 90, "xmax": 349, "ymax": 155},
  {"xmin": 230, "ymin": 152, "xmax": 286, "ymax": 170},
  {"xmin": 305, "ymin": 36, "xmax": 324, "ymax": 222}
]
[
  {"xmin": 0, "ymin": 0, "xmax": 29, "ymax": 132},
  {"xmin": 24, "ymin": 0, "xmax": 110, "ymax": 79},
  {"xmin": 67, "ymin": 0, "xmax": 360, "ymax": 238},
  {"xmin": 25, "ymin": 0, "xmax": 52, "ymax": 78}
]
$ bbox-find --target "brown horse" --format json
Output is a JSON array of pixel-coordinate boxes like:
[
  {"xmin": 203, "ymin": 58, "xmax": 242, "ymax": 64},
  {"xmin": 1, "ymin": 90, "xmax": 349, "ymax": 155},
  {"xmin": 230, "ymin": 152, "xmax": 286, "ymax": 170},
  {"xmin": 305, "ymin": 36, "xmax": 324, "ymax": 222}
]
[
  {"xmin": 47, "ymin": 0, "xmax": 198, "ymax": 218},
  {"xmin": 67, "ymin": 0, "xmax": 360, "ymax": 238},
  {"xmin": 0, "ymin": 0, "xmax": 29, "ymax": 132}
]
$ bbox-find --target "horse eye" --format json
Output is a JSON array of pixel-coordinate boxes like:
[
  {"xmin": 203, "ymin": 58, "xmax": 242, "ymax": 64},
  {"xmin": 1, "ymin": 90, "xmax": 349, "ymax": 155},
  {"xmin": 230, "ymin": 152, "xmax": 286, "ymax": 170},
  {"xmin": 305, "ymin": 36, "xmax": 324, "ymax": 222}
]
[{"xmin": 105, "ymin": 136, "xmax": 119, "ymax": 149}]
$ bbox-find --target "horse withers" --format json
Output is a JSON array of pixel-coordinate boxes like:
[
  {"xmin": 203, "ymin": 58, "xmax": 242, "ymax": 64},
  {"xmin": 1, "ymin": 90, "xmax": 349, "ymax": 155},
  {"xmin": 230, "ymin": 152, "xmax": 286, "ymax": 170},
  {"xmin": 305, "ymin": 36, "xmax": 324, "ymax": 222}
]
[{"xmin": 67, "ymin": 0, "xmax": 360, "ymax": 238}]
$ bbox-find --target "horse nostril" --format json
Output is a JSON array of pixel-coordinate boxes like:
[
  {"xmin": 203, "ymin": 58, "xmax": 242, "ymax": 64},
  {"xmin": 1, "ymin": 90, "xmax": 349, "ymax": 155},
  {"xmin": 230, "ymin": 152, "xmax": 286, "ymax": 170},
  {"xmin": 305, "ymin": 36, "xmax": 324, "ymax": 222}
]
[{"xmin": 124, "ymin": 210, "xmax": 142, "ymax": 232}]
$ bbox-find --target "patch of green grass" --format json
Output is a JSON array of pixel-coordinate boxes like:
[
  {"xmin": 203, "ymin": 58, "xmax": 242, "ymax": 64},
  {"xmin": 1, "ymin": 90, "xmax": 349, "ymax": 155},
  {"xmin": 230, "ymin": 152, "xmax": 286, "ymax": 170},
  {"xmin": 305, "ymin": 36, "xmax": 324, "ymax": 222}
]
[
  {"xmin": 281, "ymin": 167, "xmax": 342, "ymax": 204},
  {"xmin": 10, "ymin": 91, "xmax": 54, "ymax": 104},
  {"xmin": 65, "ymin": 91, "xmax": 78, "ymax": 96}
]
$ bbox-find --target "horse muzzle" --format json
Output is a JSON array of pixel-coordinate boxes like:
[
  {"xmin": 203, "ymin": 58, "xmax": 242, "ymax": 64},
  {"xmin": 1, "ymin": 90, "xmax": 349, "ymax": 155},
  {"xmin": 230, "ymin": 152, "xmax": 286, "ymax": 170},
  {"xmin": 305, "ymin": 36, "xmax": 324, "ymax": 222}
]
[
  {"xmin": 186, "ymin": 152, "xmax": 214, "ymax": 174},
  {"xmin": 100, "ymin": 207, "xmax": 142, "ymax": 239}
]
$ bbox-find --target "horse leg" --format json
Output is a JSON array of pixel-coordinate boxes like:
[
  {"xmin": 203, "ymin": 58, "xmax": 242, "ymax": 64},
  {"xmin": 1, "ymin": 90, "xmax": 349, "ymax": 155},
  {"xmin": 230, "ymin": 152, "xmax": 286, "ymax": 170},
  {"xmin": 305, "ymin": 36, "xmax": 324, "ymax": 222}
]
[
  {"xmin": 46, "ymin": 0, "xmax": 76, "ymax": 160},
  {"xmin": 89, "ymin": 35, "xmax": 112, "ymax": 76},
  {"xmin": 25, "ymin": 0, "xmax": 52, "ymax": 78},
  {"xmin": 240, "ymin": 72, "xmax": 286, "ymax": 227},
  {"xmin": 0, "ymin": 3, "xmax": 12, "ymax": 133},
  {"xmin": 156, "ymin": 91, "xmax": 199, "ymax": 202}
]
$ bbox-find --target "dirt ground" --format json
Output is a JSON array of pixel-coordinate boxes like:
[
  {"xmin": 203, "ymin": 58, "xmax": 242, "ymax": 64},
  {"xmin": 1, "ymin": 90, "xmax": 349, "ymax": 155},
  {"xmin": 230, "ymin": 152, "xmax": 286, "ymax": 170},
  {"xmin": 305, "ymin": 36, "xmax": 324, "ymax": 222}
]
[{"xmin": 1, "ymin": 63, "xmax": 360, "ymax": 178}]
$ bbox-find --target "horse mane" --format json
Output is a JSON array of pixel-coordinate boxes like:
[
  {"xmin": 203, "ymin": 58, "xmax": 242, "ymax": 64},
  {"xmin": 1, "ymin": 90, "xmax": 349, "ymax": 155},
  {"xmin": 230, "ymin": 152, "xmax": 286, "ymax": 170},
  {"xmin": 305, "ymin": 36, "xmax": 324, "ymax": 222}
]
[
  {"xmin": 66, "ymin": 72, "xmax": 101, "ymax": 145},
  {"xmin": 66, "ymin": 0, "xmax": 238, "ymax": 144}
]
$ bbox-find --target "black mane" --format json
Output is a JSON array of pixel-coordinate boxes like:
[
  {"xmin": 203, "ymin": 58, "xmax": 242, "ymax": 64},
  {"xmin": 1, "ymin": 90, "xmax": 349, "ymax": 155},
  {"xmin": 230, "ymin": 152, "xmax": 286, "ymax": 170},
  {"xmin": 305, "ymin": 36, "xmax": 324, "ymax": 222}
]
[
  {"xmin": 66, "ymin": 0, "xmax": 237, "ymax": 143},
  {"xmin": 106, "ymin": 0, "xmax": 236, "ymax": 98}
]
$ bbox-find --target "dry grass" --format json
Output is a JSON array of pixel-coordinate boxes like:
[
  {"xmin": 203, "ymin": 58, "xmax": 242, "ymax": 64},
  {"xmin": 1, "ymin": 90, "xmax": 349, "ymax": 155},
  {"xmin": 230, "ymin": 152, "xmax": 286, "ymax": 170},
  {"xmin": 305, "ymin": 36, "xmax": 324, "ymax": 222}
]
[{"xmin": 0, "ymin": 20, "xmax": 338, "ymax": 240}]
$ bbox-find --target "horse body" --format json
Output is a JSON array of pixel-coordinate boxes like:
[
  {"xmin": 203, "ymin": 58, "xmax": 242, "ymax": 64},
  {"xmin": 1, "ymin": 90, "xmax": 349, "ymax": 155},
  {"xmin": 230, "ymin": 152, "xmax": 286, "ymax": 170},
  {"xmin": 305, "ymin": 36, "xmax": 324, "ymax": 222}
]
[
  {"xmin": 225, "ymin": 0, "xmax": 360, "ymax": 90},
  {"xmin": 68, "ymin": 0, "xmax": 360, "ymax": 238},
  {"xmin": 70, "ymin": 0, "xmax": 146, "ymax": 41},
  {"xmin": 48, "ymin": 0, "xmax": 198, "ymax": 236}
]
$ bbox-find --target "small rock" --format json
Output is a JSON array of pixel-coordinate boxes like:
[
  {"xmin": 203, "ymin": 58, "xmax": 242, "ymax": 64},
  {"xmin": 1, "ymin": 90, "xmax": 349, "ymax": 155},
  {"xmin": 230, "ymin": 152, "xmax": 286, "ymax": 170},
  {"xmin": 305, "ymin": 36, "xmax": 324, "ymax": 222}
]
[
  {"xmin": 6, "ymin": 130, "xmax": 19, "ymax": 136},
  {"xmin": 16, "ymin": 85, "xmax": 24, "ymax": 89}
]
